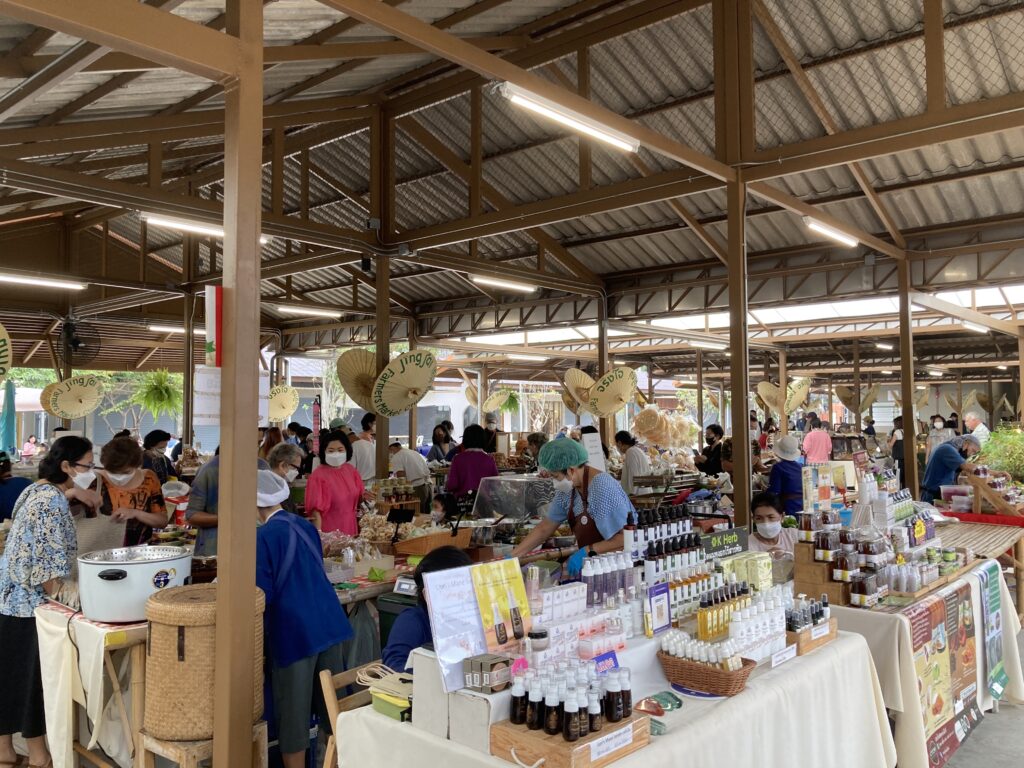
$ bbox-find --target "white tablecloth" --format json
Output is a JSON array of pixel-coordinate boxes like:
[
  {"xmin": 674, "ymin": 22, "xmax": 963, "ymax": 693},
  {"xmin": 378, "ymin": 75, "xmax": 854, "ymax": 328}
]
[
  {"xmin": 337, "ymin": 632, "xmax": 896, "ymax": 768},
  {"xmin": 834, "ymin": 563, "xmax": 1024, "ymax": 768},
  {"xmin": 35, "ymin": 602, "xmax": 146, "ymax": 768}
]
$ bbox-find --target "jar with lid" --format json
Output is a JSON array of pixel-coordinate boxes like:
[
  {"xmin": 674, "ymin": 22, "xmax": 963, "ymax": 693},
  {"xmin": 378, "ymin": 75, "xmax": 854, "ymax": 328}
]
[
  {"xmin": 838, "ymin": 528, "xmax": 857, "ymax": 553},
  {"xmin": 798, "ymin": 512, "xmax": 821, "ymax": 543},
  {"xmin": 857, "ymin": 530, "xmax": 889, "ymax": 569},
  {"xmin": 832, "ymin": 550, "xmax": 860, "ymax": 582},
  {"xmin": 849, "ymin": 574, "xmax": 869, "ymax": 607},
  {"xmin": 821, "ymin": 508, "xmax": 842, "ymax": 531},
  {"xmin": 527, "ymin": 628, "xmax": 550, "ymax": 651},
  {"xmin": 813, "ymin": 530, "xmax": 839, "ymax": 563}
]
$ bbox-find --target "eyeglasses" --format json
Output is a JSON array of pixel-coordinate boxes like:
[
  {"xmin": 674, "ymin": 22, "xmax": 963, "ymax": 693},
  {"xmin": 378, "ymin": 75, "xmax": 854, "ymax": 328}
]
[
  {"xmin": 73, "ymin": 462, "xmax": 95, "ymax": 470},
  {"xmin": 290, "ymin": 463, "xmax": 302, "ymax": 471}
]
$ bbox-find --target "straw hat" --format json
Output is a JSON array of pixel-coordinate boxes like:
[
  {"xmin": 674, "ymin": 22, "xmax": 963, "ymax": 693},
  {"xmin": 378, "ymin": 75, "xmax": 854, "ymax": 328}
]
[
  {"xmin": 268, "ymin": 385, "xmax": 299, "ymax": 421},
  {"xmin": 336, "ymin": 349, "xmax": 376, "ymax": 412},
  {"xmin": 371, "ymin": 349, "xmax": 437, "ymax": 417},
  {"xmin": 47, "ymin": 375, "xmax": 103, "ymax": 419},
  {"xmin": 774, "ymin": 434, "xmax": 801, "ymax": 461},
  {"xmin": 588, "ymin": 366, "xmax": 637, "ymax": 418}
]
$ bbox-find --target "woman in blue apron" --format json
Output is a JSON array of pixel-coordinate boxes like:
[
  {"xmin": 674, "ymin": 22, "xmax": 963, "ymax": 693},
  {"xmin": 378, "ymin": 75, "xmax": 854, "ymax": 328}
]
[{"xmin": 511, "ymin": 439, "xmax": 634, "ymax": 577}]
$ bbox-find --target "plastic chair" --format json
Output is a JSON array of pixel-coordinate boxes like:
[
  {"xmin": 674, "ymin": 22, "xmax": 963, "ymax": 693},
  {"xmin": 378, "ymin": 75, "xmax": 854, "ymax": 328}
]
[{"xmin": 318, "ymin": 661, "xmax": 376, "ymax": 768}]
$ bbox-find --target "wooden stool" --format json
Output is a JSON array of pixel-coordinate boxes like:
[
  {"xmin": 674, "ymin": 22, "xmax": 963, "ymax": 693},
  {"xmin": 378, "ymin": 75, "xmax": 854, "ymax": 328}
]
[{"xmin": 141, "ymin": 721, "xmax": 268, "ymax": 768}]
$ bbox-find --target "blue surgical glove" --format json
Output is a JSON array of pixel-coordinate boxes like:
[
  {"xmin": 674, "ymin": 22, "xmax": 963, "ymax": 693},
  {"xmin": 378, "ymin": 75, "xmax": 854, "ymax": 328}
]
[{"xmin": 566, "ymin": 547, "xmax": 588, "ymax": 578}]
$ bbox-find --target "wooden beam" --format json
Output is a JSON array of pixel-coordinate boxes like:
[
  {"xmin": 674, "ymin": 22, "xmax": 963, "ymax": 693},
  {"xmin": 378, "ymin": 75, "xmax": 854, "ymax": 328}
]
[
  {"xmin": 0, "ymin": 0, "xmax": 244, "ymax": 81},
  {"xmin": 909, "ymin": 291, "xmax": 1023, "ymax": 338},
  {"xmin": 898, "ymin": 260, "xmax": 919, "ymax": 497},
  {"xmin": 924, "ymin": 0, "xmax": 946, "ymax": 113},
  {"xmin": 321, "ymin": 0, "xmax": 734, "ymax": 182},
  {"xmin": 263, "ymin": 35, "xmax": 527, "ymax": 62}
]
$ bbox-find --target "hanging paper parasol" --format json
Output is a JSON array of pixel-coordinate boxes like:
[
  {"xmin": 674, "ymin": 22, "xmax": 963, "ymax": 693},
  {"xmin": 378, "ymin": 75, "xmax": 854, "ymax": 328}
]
[
  {"xmin": 915, "ymin": 387, "xmax": 931, "ymax": 411},
  {"xmin": 588, "ymin": 366, "xmax": 637, "ymax": 418},
  {"xmin": 756, "ymin": 380, "xmax": 782, "ymax": 414},
  {"xmin": 336, "ymin": 348, "xmax": 376, "ymax": 412},
  {"xmin": 963, "ymin": 389, "xmax": 978, "ymax": 412},
  {"xmin": 860, "ymin": 384, "xmax": 880, "ymax": 413},
  {"xmin": 483, "ymin": 390, "xmax": 511, "ymax": 412},
  {"xmin": 40, "ymin": 382, "xmax": 60, "ymax": 417},
  {"xmin": 976, "ymin": 392, "xmax": 992, "ymax": 413},
  {"xmin": 564, "ymin": 369, "xmax": 595, "ymax": 406},
  {"xmin": 785, "ymin": 378, "xmax": 811, "ymax": 414},
  {"xmin": 268, "ymin": 385, "xmax": 300, "ymax": 421},
  {"xmin": 561, "ymin": 391, "xmax": 580, "ymax": 415},
  {"xmin": 372, "ymin": 349, "xmax": 437, "ymax": 417},
  {"xmin": 834, "ymin": 384, "xmax": 856, "ymax": 410},
  {"xmin": 635, "ymin": 389, "xmax": 648, "ymax": 408},
  {"xmin": 0, "ymin": 322, "xmax": 11, "ymax": 386},
  {"xmin": 47, "ymin": 375, "xmax": 103, "ymax": 419},
  {"xmin": 465, "ymin": 384, "xmax": 478, "ymax": 405},
  {"xmin": 943, "ymin": 393, "xmax": 959, "ymax": 415}
]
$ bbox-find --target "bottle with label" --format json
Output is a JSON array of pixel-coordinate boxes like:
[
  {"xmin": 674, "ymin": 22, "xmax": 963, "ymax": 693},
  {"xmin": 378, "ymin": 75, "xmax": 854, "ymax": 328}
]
[
  {"xmin": 492, "ymin": 602, "xmax": 508, "ymax": 646},
  {"xmin": 510, "ymin": 678, "xmax": 527, "ymax": 725},
  {"xmin": 562, "ymin": 695, "xmax": 581, "ymax": 742},
  {"xmin": 604, "ymin": 672, "xmax": 624, "ymax": 723},
  {"xmin": 543, "ymin": 686, "xmax": 561, "ymax": 735},
  {"xmin": 588, "ymin": 691, "xmax": 603, "ymax": 733},
  {"xmin": 583, "ymin": 557, "xmax": 598, "ymax": 607},
  {"xmin": 619, "ymin": 667, "xmax": 633, "ymax": 714},
  {"xmin": 623, "ymin": 510, "xmax": 637, "ymax": 563},
  {"xmin": 526, "ymin": 682, "xmax": 544, "ymax": 730},
  {"xmin": 576, "ymin": 688, "xmax": 590, "ymax": 738},
  {"xmin": 507, "ymin": 589, "xmax": 525, "ymax": 640}
]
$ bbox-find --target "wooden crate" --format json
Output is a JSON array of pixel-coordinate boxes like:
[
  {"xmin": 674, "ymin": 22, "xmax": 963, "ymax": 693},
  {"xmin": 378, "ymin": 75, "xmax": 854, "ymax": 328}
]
[
  {"xmin": 794, "ymin": 580, "xmax": 851, "ymax": 607},
  {"xmin": 785, "ymin": 617, "xmax": 837, "ymax": 656},
  {"xmin": 490, "ymin": 715, "xmax": 649, "ymax": 768}
]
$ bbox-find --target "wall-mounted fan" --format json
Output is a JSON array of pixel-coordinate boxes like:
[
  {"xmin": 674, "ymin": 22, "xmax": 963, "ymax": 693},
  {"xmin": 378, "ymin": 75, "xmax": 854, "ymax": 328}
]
[{"xmin": 56, "ymin": 317, "xmax": 102, "ymax": 368}]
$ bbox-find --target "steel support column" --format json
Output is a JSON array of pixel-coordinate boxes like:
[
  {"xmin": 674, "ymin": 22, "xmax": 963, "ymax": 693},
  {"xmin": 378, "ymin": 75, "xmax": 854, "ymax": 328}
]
[
  {"xmin": 597, "ymin": 299, "xmax": 610, "ymax": 445},
  {"xmin": 853, "ymin": 338, "xmax": 861, "ymax": 431},
  {"xmin": 897, "ymin": 260, "xmax": 920, "ymax": 497}
]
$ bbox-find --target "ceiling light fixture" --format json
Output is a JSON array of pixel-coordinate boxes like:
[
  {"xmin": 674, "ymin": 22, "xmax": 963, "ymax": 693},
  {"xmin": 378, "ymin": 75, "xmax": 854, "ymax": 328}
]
[
  {"xmin": 506, "ymin": 353, "xmax": 549, "ymax": 362},
  {"xmin": 690, "ymin": 340, "xmax": 727, "ymax": 351},
  {"xmin": 875, "ymin": 342, "xmax": 893, "ymax": 351},
  {"xmin": 928, "ymin": 369, "xmax": 944, "ymax": 377},
  {"xmin": 803, "ymin": 216, "xmax": 858, "ymax": 248},
  {"xmin": 962, "ymin": 321, "xmax": 989, "ymax": 334},
  {"xmin": 880, "ymin": 370, "xmax": 893, "ymax": 375},
  {"xmin": 148, "ymin": 324, "xmax": 206, "ymax": 336},
  {"xmin": 916, "ymin": 385, "xmax": 926, "ymax": 390},
  {"xmin": 997, "ymin": 365, "xmax": 1008, "ymax": 370},
  {"xmin": 0, "ymin": 273, "xmax": 86, "ymax": 290},
  {"xmin": 472, "ymin": 276, "xmax": 537, "ymax": 293},
  {"xmin": 275, "ymin": 304, "xmax": 343, "ymax": 319},
  {"xmin": 499, "ymin": 82, "xmax": 639, "ymax": 153},
  {"xmin": 141, "ymin": 213, "xmax": 269, "ymax": 245}
]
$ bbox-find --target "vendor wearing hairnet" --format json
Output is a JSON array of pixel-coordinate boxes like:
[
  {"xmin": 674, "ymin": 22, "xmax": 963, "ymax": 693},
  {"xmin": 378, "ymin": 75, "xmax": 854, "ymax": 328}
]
[
  {"xmin": 255, "ymin": 470, "xmax": 352, "ymax": 768},
  {"xmin": 511, "ymin": 439, "xmax": 635, "ymax": 576}
]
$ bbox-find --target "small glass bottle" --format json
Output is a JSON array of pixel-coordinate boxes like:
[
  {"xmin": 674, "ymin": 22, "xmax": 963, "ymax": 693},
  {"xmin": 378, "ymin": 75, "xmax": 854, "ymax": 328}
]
[
  {"xmin": 576, "ymin": 688, "xmax": 590, "ymax": 739},
  {"xmin": 543, "ymin": 686, "xmax": 561, "ymax": 735},
  {"xmin": 619, "ymin": 667, "xmax": 632, "ymax": 715},
  {"xmin": 562, "ymin": 695, "xmax": 581, "ymax": 742},
  {"xmin": 604, "ymin": 672, "xmax": 624, "ymax": 723},
  {"xmin": 526, "ymin": 682, "xmax": 544, "ymax": 730},
  {"xmin": 510, "ymin": 677, "xmax": 527, "ymax": 725},
  {"xmin": 587, "ymin": 691, "xmax": 603, "ymax": 733}
]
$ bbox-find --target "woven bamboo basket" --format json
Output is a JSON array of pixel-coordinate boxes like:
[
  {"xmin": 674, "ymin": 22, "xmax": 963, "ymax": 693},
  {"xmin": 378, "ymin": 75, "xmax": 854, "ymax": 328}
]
[
  {"xmin": 144, "ymin": 584, "xmax": 265, "ymax": 741},
  {"xmin": 656, "ymin": 651, "xmax": 756, "ymax": 697},
  {"xmin": 394, "ymin": 525, "xmax": 472, "ymax": 556}
]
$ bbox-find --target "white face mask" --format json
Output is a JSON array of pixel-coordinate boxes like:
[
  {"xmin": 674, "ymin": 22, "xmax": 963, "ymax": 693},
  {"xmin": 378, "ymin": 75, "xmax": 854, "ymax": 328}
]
[
  {"xmin": 756, "ymin": 521, "xmax": 783, "ymax": 540},
  {"xmin": 933, "ymin": 421, "xmax": 944, "ymax": 429},
  {"xmin": 72, "ymin": 469, "xmax": 96, "ymax": 489},
  {"xmin": 324, "ymin": 452, "xmax": 347, "ymax": 467},
  {"xmin": 552, "ymin": 478, "xmax": 573, "ymax": 494},
  {"xmin": 285, "ymin": 468, "xmax": 299, "ymax": 483},
  {"xmin": 107, "ymin": 471, "xmax": 136, "ymax": 486}
]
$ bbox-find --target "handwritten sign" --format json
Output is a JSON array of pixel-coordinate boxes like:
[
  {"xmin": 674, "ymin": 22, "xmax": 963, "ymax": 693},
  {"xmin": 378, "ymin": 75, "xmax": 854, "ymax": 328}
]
[
  {"xmin": 701, "ymin": 528, "xmax": 748, "ymax": 559},
  {"xmin": 590, "ymin": 723, "xmax": 634, "ymax": 761},
  {"xmin": 771, "ymin": 643, "xmax": 797, "ymax": 668},
  {"xmin": 581, "ymin": 432, "xmax": 607, "ymax": 472},
  {"xmin": 811, "ymin": 623, "xmax": 831, "ymax": 640}
]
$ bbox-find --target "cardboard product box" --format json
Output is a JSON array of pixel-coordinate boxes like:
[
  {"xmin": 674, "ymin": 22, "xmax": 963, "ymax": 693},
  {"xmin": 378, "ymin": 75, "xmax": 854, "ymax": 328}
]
[
  {"xmin": 794, "ymin": 543, "xmax": 816, "ymax": 565},
  {"xmin": 793, "ymin": 559, "xmax": 833, "ymax": 585},
  {"xmin": 449, "ymin": 686, "xmax": 512, "ymax": 754},
  {"xmin": 410, "ymin": 648, "xmax": 450, "ymax": 739},
  {"xmin": 794, "ymin": 580, "xmax": 850, "ymax": 607},
  {"xmin": 479, "ymin": 654, "xmax": 512, "ymax": 693}
]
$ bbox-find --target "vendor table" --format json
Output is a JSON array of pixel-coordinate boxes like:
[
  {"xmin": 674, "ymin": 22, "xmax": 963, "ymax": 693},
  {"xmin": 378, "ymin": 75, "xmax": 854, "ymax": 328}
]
[
  {"xmin": 336, "ymin": 632, "xmax": 896, "ymax": 768},
  {"xmin": 35, "ymin": 601, "xmax": 146, "ymax": 768},
  {"xmin": 335, "ymin": 557, "xmax": 414, "ymax": 606},
  {"xmin": 834, "ymin": 561, "xmax": 1024, "ymax": 768},
  {"xmin": 936, "ymin": 520, "xmax": 1024, "ymax": 617}
]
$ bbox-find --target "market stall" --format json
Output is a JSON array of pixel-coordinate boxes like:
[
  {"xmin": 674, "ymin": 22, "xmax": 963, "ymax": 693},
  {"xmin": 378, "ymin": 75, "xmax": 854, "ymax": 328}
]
[{"xmin": 336, "ymin": 632, "xmax": 896, "ymax": 768}]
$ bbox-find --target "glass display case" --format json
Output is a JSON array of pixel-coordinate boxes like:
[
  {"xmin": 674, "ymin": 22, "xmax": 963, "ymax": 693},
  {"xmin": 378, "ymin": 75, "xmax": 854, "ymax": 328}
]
[{"xmin": 471, "ymin": 474, "xmax": 557, "ymax": 523}]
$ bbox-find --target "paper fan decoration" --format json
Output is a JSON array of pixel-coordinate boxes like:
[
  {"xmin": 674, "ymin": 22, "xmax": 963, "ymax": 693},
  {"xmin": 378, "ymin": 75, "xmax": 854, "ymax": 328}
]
[
  {"xmin": 995, "ymin": 393, "xmax": 1011, "ymax": 415},
  {"xmin": 564, "ymin": 369, "xmax": 595, "ymax": 406},
  {"xmin": 0, "ymin": 322, "xmax": 10, "ymax": 385},
  {"xmin": 754, "ymin": 393, "xmax": 769, "ymax": 414},
  {"xmin": 483, "ymin": 390, "xmax": 510, "ymax": 412},
  {"xmin": 785, "ymin": 378, "xmax": 810, "ymax": 414},
  {"xmin": 976, "ymin": 392, "xmax": 992, "ymax": 413},
  {"xmin": 561, "ymin": 391, "xmax": 580, "ymax": 415},
  {"xmin": 40, "ymin": 382, "xmax": 60, "ymax": 417},
  {"xmin": 46, "ymin": 375, "xmax": 103, "ymax": 419},
  {"xmin": 859, "ymin": 384, "xmax": 880, "ymax": 413},
  {"xmin": 943, "ymin": 393, "xmax": 959, "ymax": 415},
  {"xmin": 337, "ymin": 349, "xmax": 376, "ymax": 411},
  {"xmin": 963, "ymin": 389, "xmax": 978, "ymax": 411},
  {"xmin": 915, "ymin": 387, "xmax": 931, "ymax": 410},
  {"xmin": 268, "ymin": 385, "xmax": 300, "ymax": 421},
  {"xmin": 756, "ymin": 381, "xmax": 781, "ymax": 414},
  {"xmin": 588, "ymin": 367, "xmax": 637, "ymax": 418},
  {"xmin": 466, "ymin": 384, "xmax": 478, "ymax": 404},
  {"xmin": 372, "ymin": 349, "xmax": 437, "ymax": 417},
  {"xmin": 834, "ymin": 385, "xmax": 856, "ymax": 410}
]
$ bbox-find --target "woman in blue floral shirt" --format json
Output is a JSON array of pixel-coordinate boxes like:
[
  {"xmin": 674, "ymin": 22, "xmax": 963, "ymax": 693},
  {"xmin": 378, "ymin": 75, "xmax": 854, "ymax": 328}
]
[{"xmin": 0, "ymin": 435, "xmax": 92, "ymax": 768}]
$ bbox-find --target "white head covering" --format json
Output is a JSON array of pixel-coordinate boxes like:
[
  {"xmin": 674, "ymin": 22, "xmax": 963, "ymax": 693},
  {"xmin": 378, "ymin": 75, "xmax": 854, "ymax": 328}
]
[
  {"xmin": 774, "ymin": 434, "xmax": 801, "ymax": 462},
  {"xmin": 256, "ymin": 469, "xmax": 291, "ymax": 508}
]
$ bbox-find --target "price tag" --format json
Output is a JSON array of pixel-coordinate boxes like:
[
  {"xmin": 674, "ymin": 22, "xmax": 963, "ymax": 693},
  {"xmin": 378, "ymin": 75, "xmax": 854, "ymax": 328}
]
[
  {"xmin": 590, "ymin": 723, "xmax": 633, "ymax": 761},
  {"xmin": 771, "ymin": 644, "xmax": 797, "ymax": 668},
  {"xmin": 811, "ymin": 623, "xmax": 831, "ymax": 640}
]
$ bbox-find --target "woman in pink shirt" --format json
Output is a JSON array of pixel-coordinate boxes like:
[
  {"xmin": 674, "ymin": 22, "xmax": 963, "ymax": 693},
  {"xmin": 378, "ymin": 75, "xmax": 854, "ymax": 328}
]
[
  {"xmin": 304, "ymin": 430, "xmax": 364, "ymax": 534},
  {"xmin": 802, "ymin": 418, "xmax": 833, "ymax": 464},
  {"xmin": 446, "ymin": 424, "xmax": 499, "ymax": 498}
]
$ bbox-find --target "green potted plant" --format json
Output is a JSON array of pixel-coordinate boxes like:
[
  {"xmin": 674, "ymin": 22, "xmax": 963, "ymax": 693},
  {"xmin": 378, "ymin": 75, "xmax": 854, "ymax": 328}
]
[
  {"xmin": 129, "ymin": 369, "xmax": 184, "ymax": 421},
  {"xmin": 977, "ymin": 426, "xmax": 1024, "ymax": 482}
]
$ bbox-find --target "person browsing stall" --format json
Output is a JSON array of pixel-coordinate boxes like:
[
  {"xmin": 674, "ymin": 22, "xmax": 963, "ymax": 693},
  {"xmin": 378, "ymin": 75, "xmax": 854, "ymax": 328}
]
[
  {"xmin": 141, "ymin": 429, "xmax": 176, "ymax": 485},
  {"xmin": 388, "ymin": 439, "xmax": 431, "ymax": 513},
  {"xmin": 382, "ymin": 545, "xmax": 473, "ymax": 672},
  {"xmin": 304, "ymin": 430, "xmax": 364, "ymax": 534},
  {"xmin": 426, "ymin": 424, "xmax": 454, "ymax": 463},
  {"xmin": 921, "ymin": 434, "xmax": 1007, "ymax": 504},
  {"xmin": 97, "ymin": 436, "xmax": 169, "ymax": 546},
  {"xmin": 614, "ymin": 430, "xmax": 651, "ymax": 495},
  {"xmin": 511, "ymin": 439, "xmax": 634, "ymax": 576},
  {"xmin": 767, "ymin": 434, "xmax": 804, "ymax": 515},
  {"xmin": 694, "ymin": 424, "xmax": 725, "ymax": 475},
  {"xmin": 186, "ymin": 447, "xmax": 270, "ymax": 557},
  {"xmin": 0, "ymin": 452, "xmax": 31, "ymax": 523},
  {"xmin": 255, "ymin": 470, "xmax": 352, "ymax": 768},
  {"xmin": 445, "ymin": 424, "xmax": 499, "ymax": 498},
  {"xmin": 266, "ymin": 442, "xmax": 304, "ymax": 514},
  {"xmin": 747, "ymin": 492, "xmax": 798, "ymax": 555},
  {"xmin": 802, "ymin": 418, "xmax": 832, "ymax": 463}
]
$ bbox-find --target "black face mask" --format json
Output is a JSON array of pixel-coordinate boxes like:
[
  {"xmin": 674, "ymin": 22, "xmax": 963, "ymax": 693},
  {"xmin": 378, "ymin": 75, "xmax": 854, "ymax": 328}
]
[{"xmin": 705, "ymin": 436, "xmax": 716, "ymax": 446}]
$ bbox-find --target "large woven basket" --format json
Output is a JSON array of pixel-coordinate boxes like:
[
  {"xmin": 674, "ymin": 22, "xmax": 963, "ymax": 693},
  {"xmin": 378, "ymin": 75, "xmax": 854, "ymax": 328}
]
[
  {"xmin": 656, "ymin": 651, "xmax": 756, "ymax": 697},
  {"xmin": 144, "ymin": 584, "xmax": 265, "ymax": 741},
  {"xmin": 394, "ymin": 525, "xmax": 472, "ymax": 556}
]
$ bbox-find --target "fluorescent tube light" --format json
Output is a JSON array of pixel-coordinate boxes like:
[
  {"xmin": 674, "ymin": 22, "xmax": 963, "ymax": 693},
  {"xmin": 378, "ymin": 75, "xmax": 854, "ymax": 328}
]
[
  {"xmin": 148, "ymin": 324, "xmax": 206, "ymax": 336},
  {"xmin": 928, "ymin": 369, "xmax": 943, "ymax": 377},
  {"xmin": 499, "ymin": 82, "xmax": 639, "ymax": 153},
  {"xmin": 0, "ymin": 273, "xmax": 86, "ymax": 290},
  {"xmin": 962, "ymin": 321, "xmax": 988, "ymax": 334},
  {"xmin": 880, "ymin": 370, "xmax": 893, "ymax": 375},
  {"xmin": 997, "ymin": 365, "xmax": 1008, "ymax": 370},
  {"xmin": 916, "ymin": 385, "xmax": 926, "ymax": 390},
  {"xmin": 142, "ymin": 213, "xmax": 269, "ymax": 245},
  {"xmin": 275, "ymin": 304, "xmax": 343, "ymax": 319},
  {"xmin": 803, "ymin": 217, "xmax": 858, "ymax": 248},
  {"xmin": 506, "ymin": 354, "xmax": 548, "ymax": 361},
  {"xmin": 690, "ymin": 340, "xmax": 727, "ymax": 351},
  {"xmin": 875, "ymin": 342, "xmax": 893, "ymax": 351},
  {"xmin": 472, "ymin": 276, "xmax": 537, "ymax": 293}
]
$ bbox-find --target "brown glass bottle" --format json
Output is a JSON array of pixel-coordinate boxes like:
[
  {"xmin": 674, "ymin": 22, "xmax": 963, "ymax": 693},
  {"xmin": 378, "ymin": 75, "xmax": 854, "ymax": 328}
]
[
  {"xmin": 526, "ymin": 687, "xmax": 543, "ymax": 730},
  {"xmin": 587, "ymin": 692, "xmax": 603, "ymax": 733},
  {"xmin": 562, "ymin": 699, "xmax": 581, "ymax": 743},
  {"xmin": 604, "ymin": 676, "xmax": 624, "ymax": 723},
  {"xmin": 543, "ymin": 690, "xmax": 561, "ymax": 735}
]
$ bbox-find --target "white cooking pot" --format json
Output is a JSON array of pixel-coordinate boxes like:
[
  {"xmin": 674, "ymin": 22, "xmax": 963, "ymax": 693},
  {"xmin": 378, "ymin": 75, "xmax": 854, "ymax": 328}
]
[{"xmin": 78, "ymin": 546, "xmax": 192, "ymax": 623}]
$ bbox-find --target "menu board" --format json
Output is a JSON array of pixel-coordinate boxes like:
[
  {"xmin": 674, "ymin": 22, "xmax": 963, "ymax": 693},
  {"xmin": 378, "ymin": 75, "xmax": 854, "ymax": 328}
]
[{"xmin": 903, "ymin": 582, "xmax": 982, "ymax": 768}]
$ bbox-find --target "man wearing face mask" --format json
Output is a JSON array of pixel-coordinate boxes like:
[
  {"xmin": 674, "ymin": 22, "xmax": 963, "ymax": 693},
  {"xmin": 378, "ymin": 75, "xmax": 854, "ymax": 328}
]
[
  {"xmin": 921, "ymin": 434, "xmax": 1007, "ymax": 504},
  {"xmin": 511, "ymin": 439, "xmax": 634, "ymax": 577},
  {"xmin": 747, "ymin": 492, "xmax": 797, "ymax": 554},
  {"xmin": 694, "ymin": 424, "xmax": 725, "ymax": 475},
  {"xmin": 267, "ymin": 442, "xmax": 305, "ymax": 514}
]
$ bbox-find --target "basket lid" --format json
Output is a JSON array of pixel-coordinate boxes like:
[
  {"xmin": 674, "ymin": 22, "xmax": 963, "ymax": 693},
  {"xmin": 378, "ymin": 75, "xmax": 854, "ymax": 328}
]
[
  {"xmin": 80, "ymin": 545, "xmax": 190, "ymax": 564},
  {"xmin": 146, "ymin": 584, "xmax": 265, "ymax": 626}
]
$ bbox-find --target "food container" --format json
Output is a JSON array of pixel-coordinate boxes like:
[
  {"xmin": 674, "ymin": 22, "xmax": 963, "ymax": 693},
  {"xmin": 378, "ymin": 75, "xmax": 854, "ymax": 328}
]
[{"xmin": 78, "ymin": 546, "xmax": 192, "ymax": 623}]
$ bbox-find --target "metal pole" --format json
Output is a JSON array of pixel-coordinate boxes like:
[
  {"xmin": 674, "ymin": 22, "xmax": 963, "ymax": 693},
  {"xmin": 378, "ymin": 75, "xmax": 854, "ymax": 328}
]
[
  {"xmin": 897, "ymin": 260, "xmax": 920, "ymax": 497},
  {"xmin": 597, "ymin": 299, "xmax": 611, "ymax": 444},
  {"xmin": 853, "ymin": 338, "xmax": 862, "ymax": 431},
  {"xmin": 695, "ymin": 351, "xmax": 704, "ymax": 432},
  {"xmin": 778, "ymin": 348, "xmax": 787, "ymax": 435}
]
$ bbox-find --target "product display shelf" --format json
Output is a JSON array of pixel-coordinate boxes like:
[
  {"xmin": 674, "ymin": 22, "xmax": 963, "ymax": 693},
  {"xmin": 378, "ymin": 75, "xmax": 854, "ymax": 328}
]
[
  {"xmin": 881, "ymin": 553, "xmax": 977, "ymax": 604},
  {"xmin": 490, "ymin": 715, "xmax": 650, "ymax": 768},
  {"xmin": 785, "ymin": 616, "xmax": 838, "ymax": 655},
  {"xmin": 966, "ymin": 473, "xmax": 1024, "ymax": 516}
]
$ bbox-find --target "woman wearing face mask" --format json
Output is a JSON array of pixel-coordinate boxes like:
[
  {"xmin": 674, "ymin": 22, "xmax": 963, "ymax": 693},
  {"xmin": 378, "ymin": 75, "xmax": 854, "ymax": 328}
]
[
  {"xmin": 0, "ymin": 436, "xmax": 92, "ymax": 768},
  {"xmin": 694, "ymin": 424, "xmax": 725, "ymax": 475},
  {"xmin": 925, "ymin": 414, "xmax": 956, "ymax": 462},
  {"xmin": 511, "ymin": 439, "xmax": 634, "ymax": 577},
  {"xmin": 614, "ymin": 430, "xmax": 651, "ymax": 495},
  {"xmin": 426, "ymin": 425, "xmax": 453, "ymax": 463},
  {"xmin": 747, "ymin": 492, "xmax": 797, "ymax": 554},
  {"xmin": 304, "ymin": 430, "xmax": 364, "ymax": 534},
  {"xmin": 141, "ymin": 429, "xmax": 175, "ymax": 485},
  {"xmin": 267, "ymin": 442, "xmax": 304, "ymax": 515},
  {"xmin": 98, "ymin": 437, "xmax": 169, "ymax": 547}
]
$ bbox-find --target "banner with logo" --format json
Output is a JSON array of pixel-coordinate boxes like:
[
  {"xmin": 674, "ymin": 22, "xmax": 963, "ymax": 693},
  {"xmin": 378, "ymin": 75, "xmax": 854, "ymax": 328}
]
[{"xmin": 975, "ymin": 559, "xmax": 1009, "ymax": 700}]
